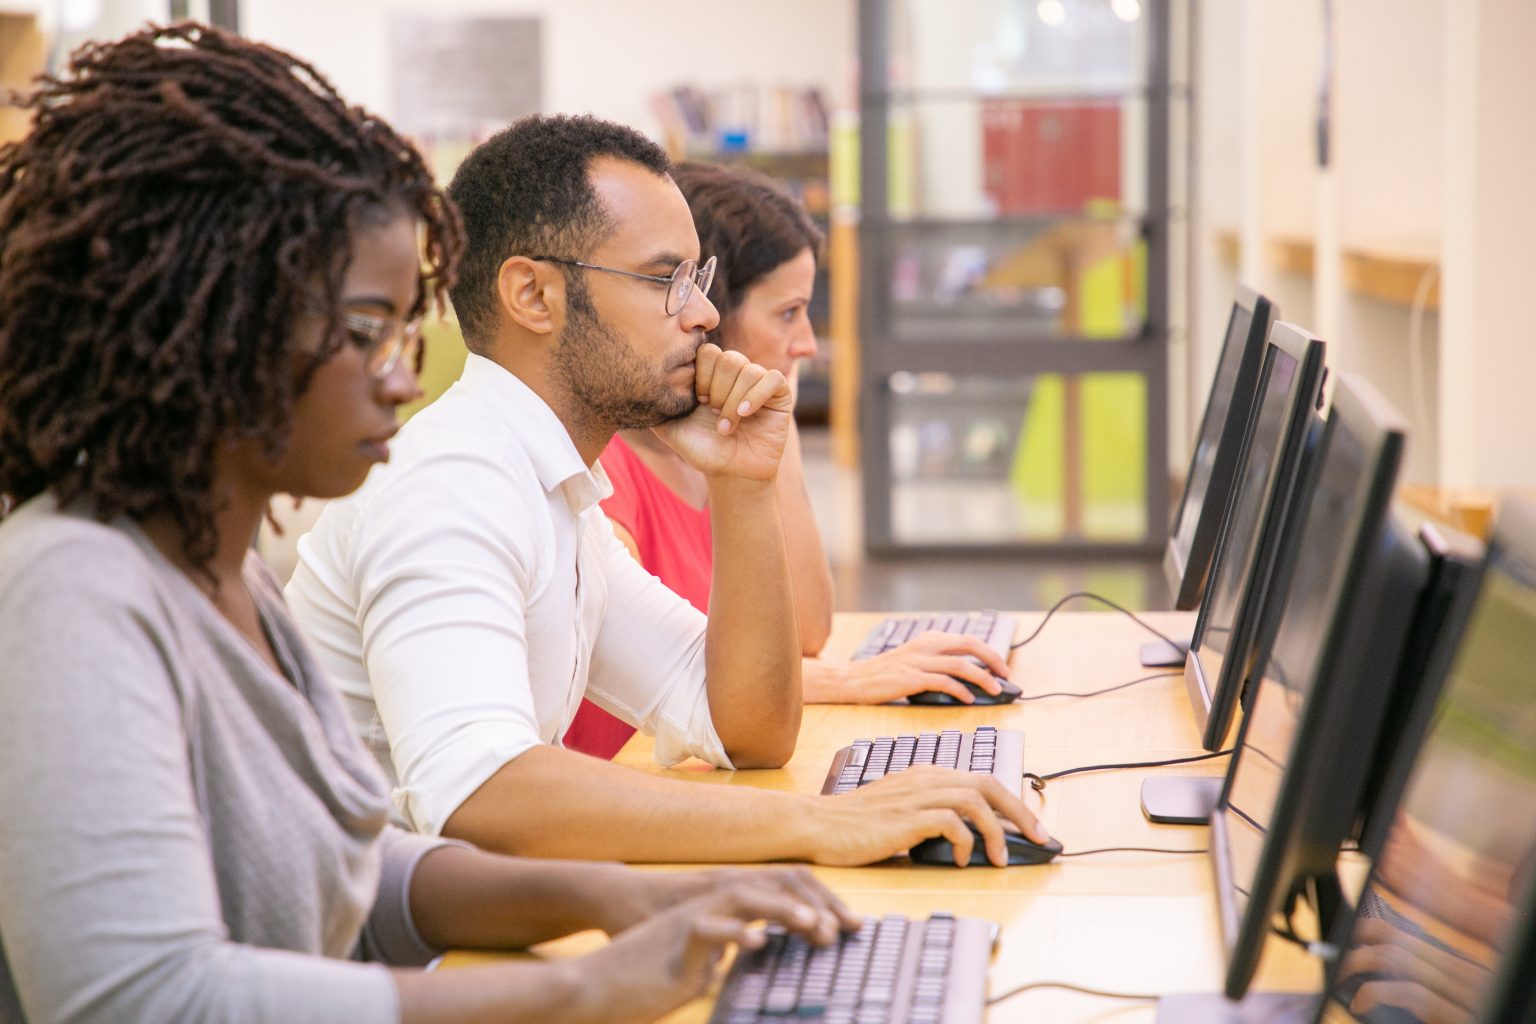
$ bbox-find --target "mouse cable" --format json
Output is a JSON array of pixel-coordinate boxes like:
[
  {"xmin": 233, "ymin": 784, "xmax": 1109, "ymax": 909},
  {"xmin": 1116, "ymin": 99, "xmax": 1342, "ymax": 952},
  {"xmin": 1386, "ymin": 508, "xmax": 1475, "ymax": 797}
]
[
  {"xmin": 987, "ymin": 980, "xmax": 1160, "ymax": 1006},
  {"xmin": 1018, "ymin": 669, "xmax": 1182, "ymax": 701},
  {"xmin": 1057, "ymin": 846, "xmax": 1208, "ymax": 858},
  {"xmin": 1023, "ymin": 749, "xmax": 1233, "ymax": 792},
  {"xmin": 1009, "ymin": 590, "xmax": 1183, "ymax": 652},
  {"xmin": 1271, "ymin": 919, "xmax": 1338, "ymax": 961}
]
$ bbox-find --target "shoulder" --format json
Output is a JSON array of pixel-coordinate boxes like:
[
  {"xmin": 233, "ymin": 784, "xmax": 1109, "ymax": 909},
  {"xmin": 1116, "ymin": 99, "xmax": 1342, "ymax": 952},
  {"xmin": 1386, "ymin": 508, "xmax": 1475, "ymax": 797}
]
[{"xmin": 0, "ymin": 497, "xmax": 159, "ymax": 603}]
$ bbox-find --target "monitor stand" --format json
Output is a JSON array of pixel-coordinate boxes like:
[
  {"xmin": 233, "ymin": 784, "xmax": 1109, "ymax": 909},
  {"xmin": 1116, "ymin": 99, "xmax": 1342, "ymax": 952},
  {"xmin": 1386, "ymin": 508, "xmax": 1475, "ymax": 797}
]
[
  {"xmin": 1155, "ymin": 992, "xmax": 1318, "ymax": 1023},
  {"xmin": 1141, "ymin": 775, "xmax": 1222, "ymax": 825},
  {"xmin": 1141, "ymin": 639, "xmax": 1190, "ymax": 668}
]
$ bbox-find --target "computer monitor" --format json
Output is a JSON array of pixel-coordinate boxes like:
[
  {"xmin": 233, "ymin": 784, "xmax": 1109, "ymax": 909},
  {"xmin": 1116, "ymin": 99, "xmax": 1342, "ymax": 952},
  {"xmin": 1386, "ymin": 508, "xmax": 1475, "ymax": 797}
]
[
  {"xmin": 1186, "ymin": 322, "xmax": 1326, "ymax": 750},
  {"xmin": 1315, "ymin": 497, "xmax": 1536, "ymax": 1024},
  {"xmin": 1164, "ymin": 286, "xmax": 1279, "ymax": 613},
  {"xmin": 1141, "ymin": 323, "xmax": 1325, "ymax": 826},
  {"xmin": 1211, "ymin": 375, "xmax": 1429, "ymax": 1000}
]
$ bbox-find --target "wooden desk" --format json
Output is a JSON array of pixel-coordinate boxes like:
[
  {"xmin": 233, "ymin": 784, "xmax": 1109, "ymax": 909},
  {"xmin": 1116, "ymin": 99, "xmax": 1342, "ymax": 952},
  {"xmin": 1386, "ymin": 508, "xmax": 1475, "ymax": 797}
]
[{"xmin": 446, "ymin": 610, "xmax": 1324, "ymax": 1021}]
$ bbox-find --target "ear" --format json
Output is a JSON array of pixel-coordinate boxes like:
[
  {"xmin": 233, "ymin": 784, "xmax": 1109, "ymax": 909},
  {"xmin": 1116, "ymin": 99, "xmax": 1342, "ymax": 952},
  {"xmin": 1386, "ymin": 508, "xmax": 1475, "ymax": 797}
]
[{"xmin": 496, "ymin": 256, "xmax": 559, "ymax": 336}]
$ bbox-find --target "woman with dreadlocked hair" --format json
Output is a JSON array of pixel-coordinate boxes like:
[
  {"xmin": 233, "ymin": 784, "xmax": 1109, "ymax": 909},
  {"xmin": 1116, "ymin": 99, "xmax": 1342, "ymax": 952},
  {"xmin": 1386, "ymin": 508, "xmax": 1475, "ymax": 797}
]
[{"xmin": 0, "ymin": 23, "xmax": 847, "ymax": 1024}]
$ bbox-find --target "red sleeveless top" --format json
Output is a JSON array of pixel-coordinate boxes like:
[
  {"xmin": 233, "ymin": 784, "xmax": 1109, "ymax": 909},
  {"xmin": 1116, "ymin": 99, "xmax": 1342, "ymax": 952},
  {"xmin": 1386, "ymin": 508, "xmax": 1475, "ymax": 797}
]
[{"xmin": 563, "ymin": 436, "xmax": 713, "ymax": 758}]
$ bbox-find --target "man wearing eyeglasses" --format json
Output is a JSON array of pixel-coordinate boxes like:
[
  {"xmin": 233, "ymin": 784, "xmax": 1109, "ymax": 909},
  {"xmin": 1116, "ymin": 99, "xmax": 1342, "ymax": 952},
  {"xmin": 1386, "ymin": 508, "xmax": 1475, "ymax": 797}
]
[{"xmin": 286, "ymin": 114, "xmax": 1046, "ymax": 868}]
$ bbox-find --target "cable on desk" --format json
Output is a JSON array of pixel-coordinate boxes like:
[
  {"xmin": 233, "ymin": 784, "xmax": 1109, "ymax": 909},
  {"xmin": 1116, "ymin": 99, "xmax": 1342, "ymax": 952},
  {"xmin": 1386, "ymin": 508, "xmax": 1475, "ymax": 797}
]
[
  {"xmin": 1018, "ymin": 670, "xmax": 1182, "ymax": 702},
  {"xmin": 987, "ymin": 980, "xmax": 1161, "ymax": 1006},
  {"xmin": 1057, "ymin": 846, "xmax": 1208, "ymax": 858},
  {"xmin": 1009, "ymin": 590, "xmax": 1183, "ymax": 651},
  {"xmin": 1023, "ymin": 749, "xmax": 1233, "ymax": 792}
]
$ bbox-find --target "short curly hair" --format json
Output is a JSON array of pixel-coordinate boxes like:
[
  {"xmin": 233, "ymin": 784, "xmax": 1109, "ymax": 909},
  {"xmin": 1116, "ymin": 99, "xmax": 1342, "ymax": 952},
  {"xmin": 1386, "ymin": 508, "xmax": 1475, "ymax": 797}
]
[
  {"xmin": 446, "ymin": 114, "xmax": 671, "ymax": 351},
  {"xmin": 671, "ymin": 161, "xmax": 823, "ymax": 330},
  {"xmin": 0, "ymin": 22, "xmax": 461, "ymax": 570}
]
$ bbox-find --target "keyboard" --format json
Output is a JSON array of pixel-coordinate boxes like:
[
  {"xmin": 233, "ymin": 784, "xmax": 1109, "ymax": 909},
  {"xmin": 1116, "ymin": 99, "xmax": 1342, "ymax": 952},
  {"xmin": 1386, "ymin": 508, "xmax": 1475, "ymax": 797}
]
[
  {"xmin": 820, "ymin": 726, "xmax": 1025, "ymax": 796},
  {"xmin": 853, "ymin": 611, "xmax": 1019, "ymax": 664},
  {"xmin": 708, "ymin": 911, "xmax": 994, "ymax": 1024}
]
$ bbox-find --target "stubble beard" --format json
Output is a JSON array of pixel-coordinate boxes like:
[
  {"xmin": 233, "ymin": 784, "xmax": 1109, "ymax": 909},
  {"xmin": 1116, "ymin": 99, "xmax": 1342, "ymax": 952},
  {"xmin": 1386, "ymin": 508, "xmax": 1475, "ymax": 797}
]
[{"xmin": 554, "ymin": 280, "xmax": 700, "ymax": 430}]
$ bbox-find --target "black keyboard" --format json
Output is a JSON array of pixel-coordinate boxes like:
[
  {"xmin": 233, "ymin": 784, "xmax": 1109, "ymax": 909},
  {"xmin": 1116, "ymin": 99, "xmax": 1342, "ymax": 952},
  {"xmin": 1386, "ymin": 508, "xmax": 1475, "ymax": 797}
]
[
  {"xmin": 709, "ymin": 912, "xmax": 994, "ymax": 1024},
  {"xmin": 853, "ymin": 611, "xmax": 1018, "ymax": 663},
  {"xmin": 820, "ymin": 727, "xmax": 1025, "ymax": 796}
]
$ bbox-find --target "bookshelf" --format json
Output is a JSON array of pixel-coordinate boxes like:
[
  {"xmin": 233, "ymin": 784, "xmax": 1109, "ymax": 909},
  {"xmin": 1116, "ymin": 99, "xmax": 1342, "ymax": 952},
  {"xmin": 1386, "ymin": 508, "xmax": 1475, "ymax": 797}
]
[{"xmin": 855, "ymin": 0, "xmax": 1188, "ymax": 554}]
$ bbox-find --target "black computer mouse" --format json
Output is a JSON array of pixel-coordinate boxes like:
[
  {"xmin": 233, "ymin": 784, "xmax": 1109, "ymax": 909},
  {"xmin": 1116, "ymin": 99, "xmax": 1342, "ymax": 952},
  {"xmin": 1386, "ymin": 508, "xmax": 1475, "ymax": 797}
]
[
  {"xmin": 908, "ymin": 823, "xmax": 1063, "ymax": 866},
  {"xmin": 907, "ymin": 675, "xmax": 1022, "ymax": 706}
]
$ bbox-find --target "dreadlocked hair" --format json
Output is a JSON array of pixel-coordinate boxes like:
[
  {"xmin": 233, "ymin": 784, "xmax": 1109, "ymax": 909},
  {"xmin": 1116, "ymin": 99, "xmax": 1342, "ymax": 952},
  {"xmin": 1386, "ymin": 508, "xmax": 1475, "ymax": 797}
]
[{"xmin": 0, "ymin": 22, "xmax": 461, "ymax": 571}]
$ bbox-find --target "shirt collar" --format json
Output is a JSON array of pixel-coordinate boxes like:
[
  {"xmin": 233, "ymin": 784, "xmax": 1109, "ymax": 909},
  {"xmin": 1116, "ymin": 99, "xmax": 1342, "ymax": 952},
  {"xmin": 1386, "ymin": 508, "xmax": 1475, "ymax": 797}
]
[{"xmin": 458, "ymin": 353, "xmax": 613, "ymax": 515}]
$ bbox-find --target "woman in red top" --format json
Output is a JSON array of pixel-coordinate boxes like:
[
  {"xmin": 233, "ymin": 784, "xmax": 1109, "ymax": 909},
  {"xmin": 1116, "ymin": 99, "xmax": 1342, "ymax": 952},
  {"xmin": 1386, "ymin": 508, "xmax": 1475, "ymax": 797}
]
[{"xmin": 564, "ymin": 163, "xmax": 1012, "ymax": 759}]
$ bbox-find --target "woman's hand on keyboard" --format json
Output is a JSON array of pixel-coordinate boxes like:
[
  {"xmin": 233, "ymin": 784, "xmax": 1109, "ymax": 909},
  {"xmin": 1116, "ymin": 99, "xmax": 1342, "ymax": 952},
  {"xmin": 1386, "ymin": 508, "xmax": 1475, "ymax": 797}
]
[
  {"xmin": 565, "ymin": 879, "xmax": 855, "ymax": 1024},
  {"xmin": 590, "ymin": 865, "xmax": 861, "ymax": 941},
  {"xmin": 808, "ymin": 766, "xmax": 1050, "ymax": 867},
  {"xmin": 804, "ymin": 631, "xmax": 1013, "ymax": 704}
]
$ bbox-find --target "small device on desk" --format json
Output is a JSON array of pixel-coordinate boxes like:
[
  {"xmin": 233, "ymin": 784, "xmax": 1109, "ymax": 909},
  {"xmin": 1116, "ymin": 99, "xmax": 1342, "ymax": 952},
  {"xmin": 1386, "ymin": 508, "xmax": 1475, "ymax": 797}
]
[
  {"xmin": 820, "ymin": 727, "xmax": 1024, "ymax": 797},
  {"xmin": 707, "ymin": 912, "xmax": 996, "ymax": 1024},
  {"xmin": 852, "ymin": 611, "xmax": 1021, "ymax": 705}
]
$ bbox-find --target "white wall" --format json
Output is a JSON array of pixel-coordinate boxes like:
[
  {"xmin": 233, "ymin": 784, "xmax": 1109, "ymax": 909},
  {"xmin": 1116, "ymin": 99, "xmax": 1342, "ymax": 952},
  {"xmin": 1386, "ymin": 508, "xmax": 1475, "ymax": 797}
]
[
  {"xmin": 1441, "ymin": 0, "xmax": 1536, "ymax": 489},
  {"xmin": 243, "ymin": 0, "xmax": 856, "ymax": 139},
  {"xmin": 1193, "ymin": 0, "xmax": 1534, "ymax": 490}
]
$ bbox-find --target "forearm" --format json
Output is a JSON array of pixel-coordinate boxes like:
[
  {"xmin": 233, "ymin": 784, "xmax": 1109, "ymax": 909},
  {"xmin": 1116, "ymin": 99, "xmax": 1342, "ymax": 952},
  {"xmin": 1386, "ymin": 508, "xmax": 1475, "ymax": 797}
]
[
  {"xmin": 396, "ymin": 960, "xmax": 597, "ymax": 1024},
  {"xmin": 408, "ymin": 844, "xmax": 636, "ymax": 950},
  {"xmin": 704, "ymin": 474, "xmax": 802, "ymax": 766},
  {"xmin": 440, "ymin": 745, "xmax": 818, "ymax": 862},
  {"xmin": 776, "ymin": 422, "xmax": 834, "ymax": 655}
]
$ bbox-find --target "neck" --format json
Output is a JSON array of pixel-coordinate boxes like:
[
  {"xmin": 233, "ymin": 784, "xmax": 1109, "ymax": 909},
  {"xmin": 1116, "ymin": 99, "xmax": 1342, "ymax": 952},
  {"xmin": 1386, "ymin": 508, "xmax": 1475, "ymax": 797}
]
[
  {"xmin": 481, "ymin": 332, "xmax": 614, "ymax": 466},
  {"xmin": 139, "ymin": 459, "xmax": 271, "ymax": 595}
]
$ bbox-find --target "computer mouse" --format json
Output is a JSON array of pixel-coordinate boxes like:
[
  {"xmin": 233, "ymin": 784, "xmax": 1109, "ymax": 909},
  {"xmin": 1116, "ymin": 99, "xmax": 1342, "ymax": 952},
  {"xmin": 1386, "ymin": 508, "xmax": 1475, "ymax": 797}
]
[
  {"xmin": 907, "ymin": 674, "xmax": 1022, "ymax": 706},
  {"xmin": 908, "ymin": 822, "xmax": 1063, "ymax": 867}
]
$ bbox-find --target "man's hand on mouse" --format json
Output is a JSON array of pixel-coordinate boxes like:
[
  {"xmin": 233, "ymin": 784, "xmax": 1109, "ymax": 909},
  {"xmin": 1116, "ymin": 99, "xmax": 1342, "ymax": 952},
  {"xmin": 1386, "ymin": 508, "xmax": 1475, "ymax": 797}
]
[
  {"xmin": 804, "ymin": 631, "xmax": 1013, "ymax": 705},
  {"xmin": 801, "ymin": 767, "xmax": 1051, "ymax": 867}
]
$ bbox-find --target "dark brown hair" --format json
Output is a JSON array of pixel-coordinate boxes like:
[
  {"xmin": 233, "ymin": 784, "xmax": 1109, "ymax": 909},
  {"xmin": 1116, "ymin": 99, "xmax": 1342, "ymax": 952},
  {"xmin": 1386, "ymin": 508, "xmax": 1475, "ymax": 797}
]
[
  {"xmin": 671, "ymin": 161, "xmax": 823, "ymax": 330},
  {"xmin": 0, "ymin": 22, "xmax": 461, "ymax": 568},
  {"xmin": 447, "ymin": 114, "xmax": 671, "ymax": 352}
]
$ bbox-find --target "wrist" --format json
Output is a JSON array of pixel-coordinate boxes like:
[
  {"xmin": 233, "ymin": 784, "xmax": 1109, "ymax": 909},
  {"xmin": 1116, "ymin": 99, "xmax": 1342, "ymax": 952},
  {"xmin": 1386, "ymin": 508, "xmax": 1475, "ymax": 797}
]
[
  {"xmin": 786, "ymin": 793, "xmax": 839, "ymax": 862},
  {"xmin": 705, "ymin": 473, "xmax": 777, "ymax": 499},
  {"xmin": 567, "ymin": 861, "xmax": 636, "ymax": 933},
  {"xmin": 802, "ymin": 658, "xmax": 854, "ymax": 703}
]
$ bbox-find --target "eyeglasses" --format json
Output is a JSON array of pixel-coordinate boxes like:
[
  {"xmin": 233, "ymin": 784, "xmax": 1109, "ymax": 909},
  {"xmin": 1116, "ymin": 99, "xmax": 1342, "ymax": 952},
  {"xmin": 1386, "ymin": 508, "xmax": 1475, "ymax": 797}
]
[
  {"xmin": 338, "ymin": 309, "xmax": 423, "ymax": 380},
  {"xmin": 531, "ymin": 254, "xmax": 716, "ymax": 317}
]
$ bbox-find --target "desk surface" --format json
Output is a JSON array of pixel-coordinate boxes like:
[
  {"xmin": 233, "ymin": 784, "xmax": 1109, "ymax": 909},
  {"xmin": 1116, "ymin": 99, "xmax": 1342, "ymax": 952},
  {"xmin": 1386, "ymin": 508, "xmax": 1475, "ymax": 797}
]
[{"xmin": 445, "ymin": 610, "xmax": 1324, "ymax": 1022}]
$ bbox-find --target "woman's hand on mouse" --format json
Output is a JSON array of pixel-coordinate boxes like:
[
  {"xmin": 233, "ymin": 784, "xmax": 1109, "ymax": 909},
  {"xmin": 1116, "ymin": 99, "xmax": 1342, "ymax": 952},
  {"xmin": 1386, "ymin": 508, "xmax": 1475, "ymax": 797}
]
[{"xmin": 803, "ymin": 631, "xmax": 1013, "ymax": 705}]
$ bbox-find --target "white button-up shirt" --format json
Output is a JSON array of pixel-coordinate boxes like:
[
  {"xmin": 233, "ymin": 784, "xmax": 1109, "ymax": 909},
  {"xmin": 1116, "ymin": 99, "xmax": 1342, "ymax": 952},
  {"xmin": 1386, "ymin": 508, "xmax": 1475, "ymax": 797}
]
[{"xmin": 285, "ymin": 354, "xmax": 727, "ymax": 837}]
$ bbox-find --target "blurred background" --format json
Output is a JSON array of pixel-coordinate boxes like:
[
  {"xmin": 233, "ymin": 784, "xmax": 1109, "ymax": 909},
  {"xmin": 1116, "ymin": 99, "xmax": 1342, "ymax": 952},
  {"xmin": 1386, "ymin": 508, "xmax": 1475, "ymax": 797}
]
[{"xmin": 3, "ymin": 0, "xmax": 1531, "ymax": 609}]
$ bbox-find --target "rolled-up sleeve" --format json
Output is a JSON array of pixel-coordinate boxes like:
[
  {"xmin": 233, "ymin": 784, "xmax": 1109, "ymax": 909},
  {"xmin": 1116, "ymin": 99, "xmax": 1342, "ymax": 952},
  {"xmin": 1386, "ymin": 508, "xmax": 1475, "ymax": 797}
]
[
  {"xmin": 584, "ymin": 516, "xmax": 732, "ymax": 768},
  {"xmin": 358, "ymin": 829, "xmax": 469, "ymax": 966},
  {"xmin": 350, "ymin": 447, "xmax": 548, "ymax": 837}
]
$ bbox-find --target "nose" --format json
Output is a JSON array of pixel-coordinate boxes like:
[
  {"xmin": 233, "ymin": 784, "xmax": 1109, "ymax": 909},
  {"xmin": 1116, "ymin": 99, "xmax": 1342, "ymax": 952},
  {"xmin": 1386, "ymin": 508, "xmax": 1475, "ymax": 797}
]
[
  {"xmin": 377, "ymin": 354, "xmax": 423, "ymax": 406},
  {"xmin": 789, "ymin": 325, "xmax": 819, "ymax": 362},
  {"xmin": 680, "ymin": 289, "xmax": 721, "ymax": 334}
]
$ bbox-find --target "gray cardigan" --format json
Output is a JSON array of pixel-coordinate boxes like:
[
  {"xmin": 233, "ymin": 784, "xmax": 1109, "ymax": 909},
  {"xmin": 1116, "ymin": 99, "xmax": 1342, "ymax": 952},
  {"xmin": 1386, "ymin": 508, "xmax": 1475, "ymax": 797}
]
[{"xmin": 0, "ymin": 497, "xmax": 450, "ymax": 1023}]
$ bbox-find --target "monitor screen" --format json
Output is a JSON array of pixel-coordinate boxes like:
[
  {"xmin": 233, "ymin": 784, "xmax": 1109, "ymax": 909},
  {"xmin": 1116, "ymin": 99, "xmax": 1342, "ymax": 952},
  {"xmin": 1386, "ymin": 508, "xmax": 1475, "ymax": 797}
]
[
  {"xmin": 1185, "ymin": 322, "xmax": 1325, "ymax": 748},
  {"xmin": 1319, "ymin": 499, "xmax": 1536, "ymax": 1024},
  {"xmin": 1212, "ymin": 375, "xmax": 1426, "ymax": 999},
  {"xmin": 1165, "ymin": 287, "xmax": 1277, "ymax": 609}
]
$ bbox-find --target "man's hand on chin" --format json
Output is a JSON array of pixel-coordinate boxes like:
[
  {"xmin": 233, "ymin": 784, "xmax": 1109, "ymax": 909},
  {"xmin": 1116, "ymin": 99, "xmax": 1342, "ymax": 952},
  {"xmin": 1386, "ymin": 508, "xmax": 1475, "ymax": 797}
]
[{"xmin": 651, "ymin": 343, "xmax": 792, "ymax": 481}]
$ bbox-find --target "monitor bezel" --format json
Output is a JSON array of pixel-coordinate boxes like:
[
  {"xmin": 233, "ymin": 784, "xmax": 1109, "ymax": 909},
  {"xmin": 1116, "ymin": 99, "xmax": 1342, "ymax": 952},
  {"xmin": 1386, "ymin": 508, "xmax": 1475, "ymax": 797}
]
[
  {"xmin": 1183, "ymin": 321, "xmax": 1326, "ymax": 749},
  {"xmin": 1164, "ymin": 286, "xmax": 1278, "ymax": 610},
  {"xmin": 1212, "ymin": 374, "xmax": 1424, "ymax": 1000}
]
